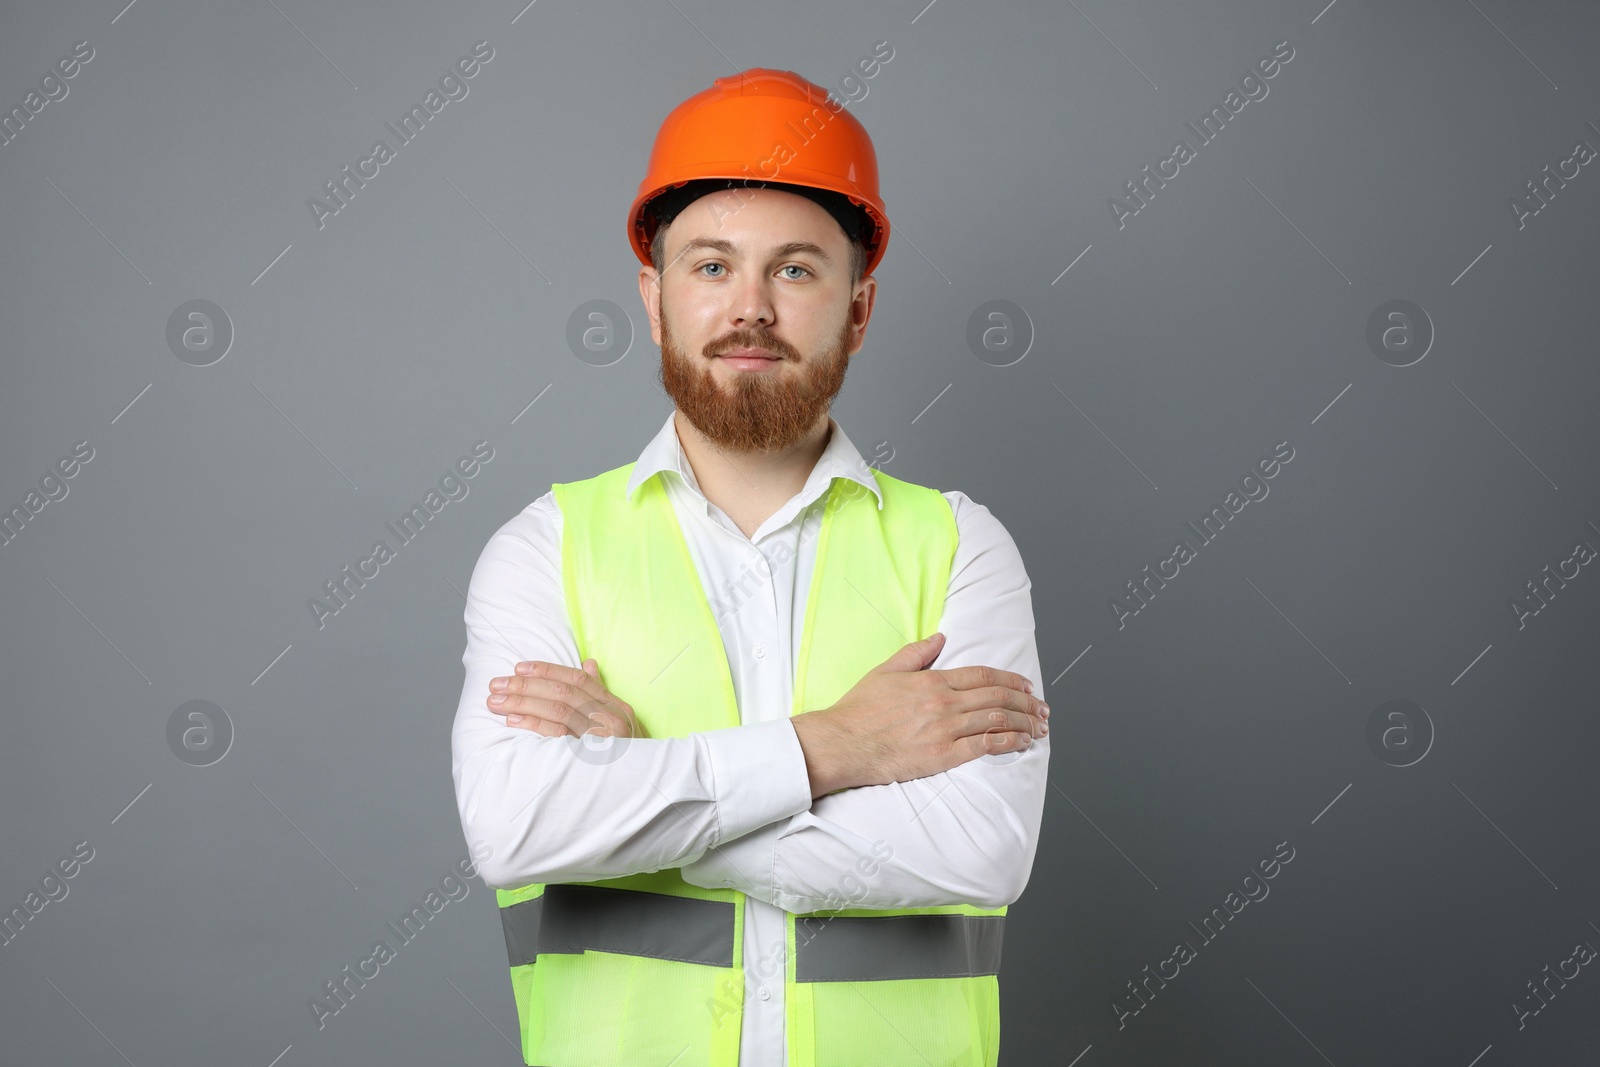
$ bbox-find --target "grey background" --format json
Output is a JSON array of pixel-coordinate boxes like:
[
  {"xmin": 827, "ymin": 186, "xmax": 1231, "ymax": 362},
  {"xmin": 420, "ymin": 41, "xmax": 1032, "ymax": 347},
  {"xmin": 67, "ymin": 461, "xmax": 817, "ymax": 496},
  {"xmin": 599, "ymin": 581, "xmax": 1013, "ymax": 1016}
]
[{"xmin": 3, "ymin": 0, "xmax": 1598, "ymax": 1064}]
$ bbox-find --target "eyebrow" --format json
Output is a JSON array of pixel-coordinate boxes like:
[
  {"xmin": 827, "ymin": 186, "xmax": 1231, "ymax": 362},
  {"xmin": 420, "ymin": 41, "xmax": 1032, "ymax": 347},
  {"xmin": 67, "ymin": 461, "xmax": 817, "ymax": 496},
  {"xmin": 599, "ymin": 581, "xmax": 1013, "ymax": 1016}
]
[{"xmin": 675, "ymin": 236, "xmax": 833, "ymax": 265}]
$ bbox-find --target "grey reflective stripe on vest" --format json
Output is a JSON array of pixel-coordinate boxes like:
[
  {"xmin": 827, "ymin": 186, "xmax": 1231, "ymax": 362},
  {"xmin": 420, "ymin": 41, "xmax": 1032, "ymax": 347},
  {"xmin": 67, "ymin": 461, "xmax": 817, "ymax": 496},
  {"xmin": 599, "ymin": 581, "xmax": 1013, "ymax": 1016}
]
[
  {"xmin": 503, "ymin": 887, "xmax": 1004, "ymax": 982},
  {"xmin": 500, "ymin": 885, "xmax": 736, "ymax": 969},
  {"xmin": 794, "ymin": 913, "xmax": 1005, "ymax": 982},
  {"xmin": 500, "ymin": 896, "xmax": 543, "ymax": 968}
]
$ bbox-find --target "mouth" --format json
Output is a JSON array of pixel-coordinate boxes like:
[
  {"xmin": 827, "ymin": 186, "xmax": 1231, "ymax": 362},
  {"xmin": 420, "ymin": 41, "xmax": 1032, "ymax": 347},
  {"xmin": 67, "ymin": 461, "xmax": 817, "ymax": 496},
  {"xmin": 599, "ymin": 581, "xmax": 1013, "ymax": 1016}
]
[
  {"xmin": 716, "ymin": 347, "xmax": 782, "ymax": 361},
  {"xmin": 715, "ymin": 346, "xmax": 785, "ymax": 370}
]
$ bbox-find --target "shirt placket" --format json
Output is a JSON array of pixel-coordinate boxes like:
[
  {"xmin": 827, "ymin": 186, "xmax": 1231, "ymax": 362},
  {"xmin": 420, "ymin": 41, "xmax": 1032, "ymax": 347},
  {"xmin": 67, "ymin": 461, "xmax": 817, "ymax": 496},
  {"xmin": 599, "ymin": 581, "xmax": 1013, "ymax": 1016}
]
[
  {"xmin": 678, "ymin": 476, "xmax": 814, "ymax": 1067},
  {"xmin": 742, "ymin": 527, "xmax": 787, "ymax": 1065}
]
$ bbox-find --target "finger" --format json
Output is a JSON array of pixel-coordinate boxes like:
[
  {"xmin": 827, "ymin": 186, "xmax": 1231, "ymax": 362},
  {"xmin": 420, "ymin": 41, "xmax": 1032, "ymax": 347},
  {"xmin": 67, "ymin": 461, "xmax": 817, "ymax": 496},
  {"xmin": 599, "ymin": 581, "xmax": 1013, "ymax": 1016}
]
[
  {"xmin": 492, "ymin": 677, "xmax": 629, "ymax": 733},
  {"xmin": 511, "ymin": 660, "xmax": 612, "ymax": 706},
  {"xmin": 579, "ymin": 709, "xmax": 628, "ymax": 736},
  {"xmin": 938, "ymin": 664, "xmax": 1035, "ymax": 697},
  {"xmin": 495, "ymin": 671, "xmax": 600, "ymax": 716},
  {"xmin": 1009, "ymin": 708, "xmax": 1047, "ymax": 736},
  {"xmin": 506, "ymin": 714, "xmax": 573, "ymax": 737},
  {"xmin": 957, "ymin": 708, "xmax": 1047, "ymax": 740},
  {"xmin": 959, "ymin": 727, "xmax": 1033, "ymax": 760},
  {"xmin": 504, "ymin": 705, "xmax": 623, "ymax": 739},
  {"xmin": 521, "ymin": 660, "xmax": 643, "ymax": 735},
  {"xmin": 993, "ymin": 684, "xmax": 1048, "ymax": 720},
  {"xmin": 929, "ymin": 665, "xmax": 995, "ymax": 695},
  {"xmin": 488, "ymin": 692, "xmax": 593, "ymax": 736},
  {"xmin": 491, "ymin": 662, "xmax": 551, "ymax": 693},
  {"xmin": 501, "ymin": 661, "xmax": 644, "ymax": 740},
  {"xmin": 492, "ymin": 677, "xmax": 589, "ymax": 706},
  {"xmin": 953, "ymin": 685, "xmax": 1048, "ymax": 722}
]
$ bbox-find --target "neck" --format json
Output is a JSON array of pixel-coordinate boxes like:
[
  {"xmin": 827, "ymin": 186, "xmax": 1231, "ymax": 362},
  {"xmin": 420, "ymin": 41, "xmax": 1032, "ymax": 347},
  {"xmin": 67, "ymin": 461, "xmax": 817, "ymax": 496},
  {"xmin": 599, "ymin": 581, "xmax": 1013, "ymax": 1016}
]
[{"xmin": 673, "ymin": 410, "xmax": 833, "ymax": 537}]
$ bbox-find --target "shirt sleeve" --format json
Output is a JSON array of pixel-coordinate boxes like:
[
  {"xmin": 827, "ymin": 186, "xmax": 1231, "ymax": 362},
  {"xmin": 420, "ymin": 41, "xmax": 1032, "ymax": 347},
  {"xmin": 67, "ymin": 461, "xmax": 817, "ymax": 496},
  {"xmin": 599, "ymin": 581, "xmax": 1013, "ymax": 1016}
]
[
  {"xmin": 678, "ymin": 491, "xmax": 1050, "ymax": 912},
  {"xmin": 451, "ymin": 493, "xmax": 816, "ymax": 891}
]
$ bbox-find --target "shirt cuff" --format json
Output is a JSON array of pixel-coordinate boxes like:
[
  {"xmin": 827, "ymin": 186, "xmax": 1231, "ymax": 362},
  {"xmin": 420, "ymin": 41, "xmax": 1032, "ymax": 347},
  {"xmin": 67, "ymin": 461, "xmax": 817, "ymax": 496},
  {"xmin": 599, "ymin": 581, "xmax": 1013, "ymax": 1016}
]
[{"xmin": 701, "ymin": 717, "xmax": 813, "ymax": 845}]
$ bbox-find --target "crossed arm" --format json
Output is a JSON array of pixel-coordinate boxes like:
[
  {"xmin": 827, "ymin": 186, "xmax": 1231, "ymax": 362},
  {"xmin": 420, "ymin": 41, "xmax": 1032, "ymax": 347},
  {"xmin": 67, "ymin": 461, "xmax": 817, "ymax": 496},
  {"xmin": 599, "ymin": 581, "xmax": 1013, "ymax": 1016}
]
[{"xmin": 450, "ymin": 491, "xmax": 1049, "ymax": 909}]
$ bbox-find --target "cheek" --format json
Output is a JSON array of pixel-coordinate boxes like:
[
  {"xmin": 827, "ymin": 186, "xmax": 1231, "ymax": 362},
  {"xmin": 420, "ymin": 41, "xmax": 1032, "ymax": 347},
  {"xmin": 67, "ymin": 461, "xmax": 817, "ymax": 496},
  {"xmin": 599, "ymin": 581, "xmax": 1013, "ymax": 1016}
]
[
  {"xmin": 777, "ymin": 292, "xmax": 846, "ymax": 343},
  {"xmin": 664, "ymin": 294, "xmax": 725, "ymax": 343}
]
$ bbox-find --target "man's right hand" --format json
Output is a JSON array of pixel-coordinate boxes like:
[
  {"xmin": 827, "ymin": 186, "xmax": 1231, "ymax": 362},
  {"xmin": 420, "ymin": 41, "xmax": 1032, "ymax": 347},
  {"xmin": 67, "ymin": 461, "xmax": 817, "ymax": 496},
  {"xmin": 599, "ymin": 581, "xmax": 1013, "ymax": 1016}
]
[{"xmin": 790, "ymin": 632, "xmax": 1048, "ymax": 798}]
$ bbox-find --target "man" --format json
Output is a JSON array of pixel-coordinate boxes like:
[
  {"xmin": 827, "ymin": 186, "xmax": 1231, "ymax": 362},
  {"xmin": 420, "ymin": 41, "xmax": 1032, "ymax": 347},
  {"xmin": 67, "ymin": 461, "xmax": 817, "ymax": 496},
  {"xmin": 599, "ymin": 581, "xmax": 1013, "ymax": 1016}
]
[{"xmin": 451, "ymin": 68, "xmax": 1050, "ymax": 1067}]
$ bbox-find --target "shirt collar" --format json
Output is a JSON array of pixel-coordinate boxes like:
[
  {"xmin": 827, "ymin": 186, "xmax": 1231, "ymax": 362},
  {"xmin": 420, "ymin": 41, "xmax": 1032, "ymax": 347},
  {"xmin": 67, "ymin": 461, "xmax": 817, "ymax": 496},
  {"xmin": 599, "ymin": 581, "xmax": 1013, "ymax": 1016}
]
[{"xmin": 625, "ymin": 411, "xmax": 884, "ymax": 511}]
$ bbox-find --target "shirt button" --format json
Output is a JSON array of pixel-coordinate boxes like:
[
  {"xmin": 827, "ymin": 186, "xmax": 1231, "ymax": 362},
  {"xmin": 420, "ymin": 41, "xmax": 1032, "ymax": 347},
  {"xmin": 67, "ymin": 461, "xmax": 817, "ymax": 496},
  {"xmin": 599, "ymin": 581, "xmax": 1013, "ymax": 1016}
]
[
  {"xmin": 753, "ymin": 644, "xmax": 766, "ymax": 659},
  {"xmin": 758, "ymin": 986, "xmax": 771, "ymax": 1001}
]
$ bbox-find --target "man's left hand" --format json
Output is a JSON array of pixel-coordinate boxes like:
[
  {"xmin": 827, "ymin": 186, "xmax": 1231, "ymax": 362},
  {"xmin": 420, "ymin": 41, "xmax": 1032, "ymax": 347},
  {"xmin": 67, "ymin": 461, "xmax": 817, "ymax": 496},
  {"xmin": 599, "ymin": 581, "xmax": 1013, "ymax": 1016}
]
[{"xmin": 486, "ymin": 659, "xmax": 649, "ymax": 739}]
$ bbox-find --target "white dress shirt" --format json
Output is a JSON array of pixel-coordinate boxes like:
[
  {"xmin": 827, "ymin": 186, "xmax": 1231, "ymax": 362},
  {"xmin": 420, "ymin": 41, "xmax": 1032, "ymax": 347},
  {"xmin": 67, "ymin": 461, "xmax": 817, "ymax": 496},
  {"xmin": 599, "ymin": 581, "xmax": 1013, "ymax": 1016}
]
[{"xmin": 451, "ymin": 410, "xmax": 1049, "ymax": 1067}]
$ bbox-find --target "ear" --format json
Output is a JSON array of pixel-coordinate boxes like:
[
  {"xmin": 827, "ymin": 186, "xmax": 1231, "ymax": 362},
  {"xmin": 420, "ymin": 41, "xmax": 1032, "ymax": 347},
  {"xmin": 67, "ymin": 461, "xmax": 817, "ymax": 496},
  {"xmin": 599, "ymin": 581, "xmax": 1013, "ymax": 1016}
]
[
  {"xmin": 638, "ymin": 265, "xmax": 663, "ymax": 346},
  {"xmin": 846, "ymin": 275, "xmax": 877, "ymax": 356}
]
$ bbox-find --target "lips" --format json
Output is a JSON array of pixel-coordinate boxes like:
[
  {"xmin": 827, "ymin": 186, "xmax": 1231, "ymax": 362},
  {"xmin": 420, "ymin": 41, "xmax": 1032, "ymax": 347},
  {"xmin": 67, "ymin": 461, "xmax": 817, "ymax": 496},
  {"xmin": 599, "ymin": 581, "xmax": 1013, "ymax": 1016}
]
[{"xmin": 718, "ymin": 347, "xmax": 780, "ymax": 360}]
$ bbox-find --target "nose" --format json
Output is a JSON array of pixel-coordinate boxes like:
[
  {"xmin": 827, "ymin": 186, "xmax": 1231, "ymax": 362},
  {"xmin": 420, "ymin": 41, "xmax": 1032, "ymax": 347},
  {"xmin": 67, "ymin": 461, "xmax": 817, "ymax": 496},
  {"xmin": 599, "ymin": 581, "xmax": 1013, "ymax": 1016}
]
[{"xmin": 728, "ymin": 272, "xmax": 775, "ymax": 330}]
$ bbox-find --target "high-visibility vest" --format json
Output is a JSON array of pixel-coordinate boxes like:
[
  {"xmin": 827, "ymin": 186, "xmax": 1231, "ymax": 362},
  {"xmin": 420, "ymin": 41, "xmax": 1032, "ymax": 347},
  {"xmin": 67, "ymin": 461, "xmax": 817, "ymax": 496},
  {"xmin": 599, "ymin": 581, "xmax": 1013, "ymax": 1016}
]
[{"xmin": 494, "ymin": 461, "xmax": 1006, "ymax": 1067}]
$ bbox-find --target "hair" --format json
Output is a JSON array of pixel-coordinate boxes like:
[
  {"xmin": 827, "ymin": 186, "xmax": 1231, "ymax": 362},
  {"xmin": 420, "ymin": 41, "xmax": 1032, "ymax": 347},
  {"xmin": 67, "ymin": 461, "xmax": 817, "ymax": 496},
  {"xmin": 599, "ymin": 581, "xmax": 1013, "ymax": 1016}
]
[{"xmin": 649, "ymin": 211, "xmax": 868, "ymax": 288}]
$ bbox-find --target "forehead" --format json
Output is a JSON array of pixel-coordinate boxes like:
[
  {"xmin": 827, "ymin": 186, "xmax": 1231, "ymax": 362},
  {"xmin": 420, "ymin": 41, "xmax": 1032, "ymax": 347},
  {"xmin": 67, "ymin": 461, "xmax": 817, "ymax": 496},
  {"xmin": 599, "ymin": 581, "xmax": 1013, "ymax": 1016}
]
[{"xmin": 665, "ymin": 188, "xmax": 844, "ymax": 256}]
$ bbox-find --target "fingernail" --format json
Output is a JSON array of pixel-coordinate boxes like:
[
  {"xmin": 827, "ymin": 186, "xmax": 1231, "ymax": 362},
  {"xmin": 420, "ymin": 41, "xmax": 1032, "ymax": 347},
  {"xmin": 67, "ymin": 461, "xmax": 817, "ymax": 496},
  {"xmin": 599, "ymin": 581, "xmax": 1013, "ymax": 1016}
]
[
  {"xmin": 507, "ymin": 714, "xmax": 523, "ymax": 725},
  {"xmin": 489, "ymin": 694, "xmax": 505, "ymax": 705},
  {"xmin": 1024, "ymin": 680, "xmax": 1033, "ymax": 694},
  {"xmin": 1040, "ymin": 723, "xmax": 1048, "ymax": 734},
  {"xmin": 1041, "ymin": 703, "xmax": 1050, "ymax": 718}
]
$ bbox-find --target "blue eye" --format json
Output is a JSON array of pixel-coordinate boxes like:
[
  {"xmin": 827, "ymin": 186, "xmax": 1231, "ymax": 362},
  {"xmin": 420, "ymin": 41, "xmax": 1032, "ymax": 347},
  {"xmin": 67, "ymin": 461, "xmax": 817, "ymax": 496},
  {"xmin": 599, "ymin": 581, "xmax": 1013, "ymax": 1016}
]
[
  {"xmin": 698, "ymin": 263, "xmax": 725, "ymax": 277},
  {"xmin": 781, "ymin": 265, "xmax": 810, "ymax": 279}
]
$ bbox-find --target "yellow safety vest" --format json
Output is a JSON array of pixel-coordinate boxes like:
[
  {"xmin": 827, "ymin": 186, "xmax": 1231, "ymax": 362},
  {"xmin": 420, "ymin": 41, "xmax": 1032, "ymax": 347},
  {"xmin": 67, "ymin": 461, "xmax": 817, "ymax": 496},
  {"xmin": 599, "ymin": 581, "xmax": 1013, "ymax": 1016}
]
[{"xmin": 494, "ymin": 461, "xmax": 1006, "ymax": 1066}]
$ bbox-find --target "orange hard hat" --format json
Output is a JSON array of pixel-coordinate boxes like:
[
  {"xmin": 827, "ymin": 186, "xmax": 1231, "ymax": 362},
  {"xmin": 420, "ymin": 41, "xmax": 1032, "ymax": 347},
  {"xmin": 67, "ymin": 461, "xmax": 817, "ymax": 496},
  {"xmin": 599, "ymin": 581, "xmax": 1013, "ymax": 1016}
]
[{"xmin": 628, "ymin": 68, "xmax": 890, "ymax": 276}]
